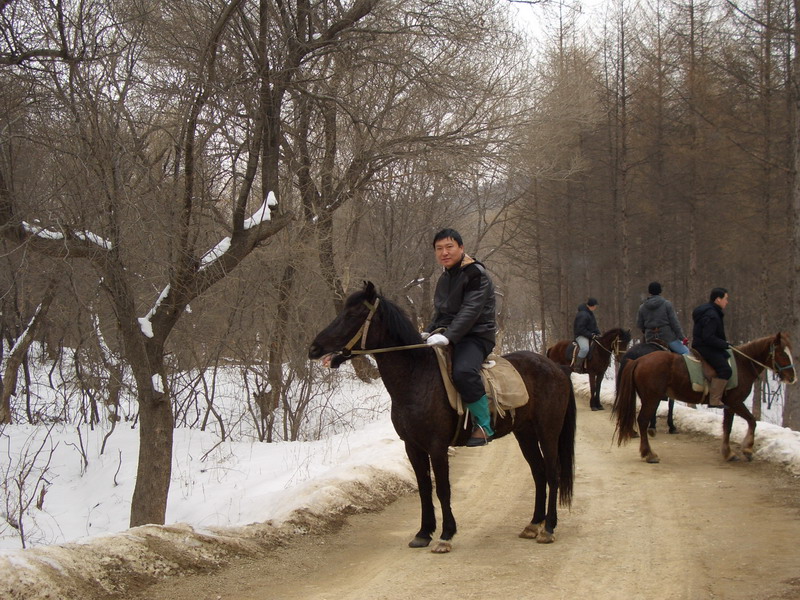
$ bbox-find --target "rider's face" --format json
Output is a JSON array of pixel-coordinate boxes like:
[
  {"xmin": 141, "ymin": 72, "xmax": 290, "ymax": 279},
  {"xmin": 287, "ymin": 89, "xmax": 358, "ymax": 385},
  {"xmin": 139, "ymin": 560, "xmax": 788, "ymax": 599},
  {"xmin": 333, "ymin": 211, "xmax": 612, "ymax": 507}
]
[
  {"xmin": 714, "ymin": 294, "xmax": 729, "ymax": 310},
  {"xmin": 434, "ymin": 238, "xmax": 464, "ymax": 269}
]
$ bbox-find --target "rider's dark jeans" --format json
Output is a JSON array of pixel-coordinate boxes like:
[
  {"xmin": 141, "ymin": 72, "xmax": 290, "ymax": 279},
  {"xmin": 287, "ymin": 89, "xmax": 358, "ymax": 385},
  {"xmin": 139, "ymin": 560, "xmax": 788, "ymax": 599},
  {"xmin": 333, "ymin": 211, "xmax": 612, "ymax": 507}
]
[{"xmin": 451, "ymin": 335, "xmax": 495, "ymax": 404}]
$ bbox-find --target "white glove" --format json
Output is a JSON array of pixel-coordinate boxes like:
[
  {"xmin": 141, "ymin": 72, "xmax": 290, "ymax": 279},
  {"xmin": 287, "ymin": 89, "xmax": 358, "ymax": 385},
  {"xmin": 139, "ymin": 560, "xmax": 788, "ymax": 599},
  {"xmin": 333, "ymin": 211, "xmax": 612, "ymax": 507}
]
[
  {"xmin": 426, "ymin": 333, "xmax": 449, "ymax": 347},
  {"xmin": 420, "ymin": 332, "xmax": 431, "ymax": 340}
]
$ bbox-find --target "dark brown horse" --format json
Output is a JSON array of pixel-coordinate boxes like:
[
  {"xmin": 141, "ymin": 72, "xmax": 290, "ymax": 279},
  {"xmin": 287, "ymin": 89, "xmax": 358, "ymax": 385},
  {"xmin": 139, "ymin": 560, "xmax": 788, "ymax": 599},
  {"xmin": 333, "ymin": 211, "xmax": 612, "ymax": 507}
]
[
  {"xmin": 613, "ymin": 332, "xmax": 796, "ymax": 463},
  {"xmin": 308, "ymin": 282, "xmax": 576, "ymax": 552},
  {"xmin": 547, "ymin": 328, "xmax": 631, "ymax": 411}
]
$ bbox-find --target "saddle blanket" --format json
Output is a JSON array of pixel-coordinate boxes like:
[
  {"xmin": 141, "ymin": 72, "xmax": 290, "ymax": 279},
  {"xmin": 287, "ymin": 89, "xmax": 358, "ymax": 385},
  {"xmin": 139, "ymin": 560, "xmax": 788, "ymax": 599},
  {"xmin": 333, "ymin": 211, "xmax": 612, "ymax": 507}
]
[
  {"xmin": 682, "ymin": 349, "xmax": 738, "ymax": 393},
  {"xmin": 433, "ymin": 348, "xmax": 529, "ymax": 417}
]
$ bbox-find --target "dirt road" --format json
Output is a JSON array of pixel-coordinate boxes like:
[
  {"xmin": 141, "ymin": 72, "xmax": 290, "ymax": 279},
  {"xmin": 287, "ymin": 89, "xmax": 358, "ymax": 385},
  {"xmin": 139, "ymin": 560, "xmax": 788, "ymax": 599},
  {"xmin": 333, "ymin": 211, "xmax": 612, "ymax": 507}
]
[{"xmin": 133, "ymin": 391, "xmax": 800, "ymax": 600}]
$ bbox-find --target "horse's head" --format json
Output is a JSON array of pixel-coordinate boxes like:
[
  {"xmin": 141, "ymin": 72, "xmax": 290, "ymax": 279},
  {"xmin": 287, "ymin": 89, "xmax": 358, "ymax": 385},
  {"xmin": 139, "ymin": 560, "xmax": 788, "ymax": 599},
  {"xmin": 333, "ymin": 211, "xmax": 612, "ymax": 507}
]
[
  {"xmin": 308, "ymin": 281, "xmax": 422, "ymax": 368},
  {"xmin": 772, "ymin": 332, "xmax": 797, "ymax": 385},
  {"xmin": 308, "ymin": 281, "xmax": 380, "ymax": 368},
  {"xmin": 602, "ymin": 328, "xmax": 632, "ymax": 357}
]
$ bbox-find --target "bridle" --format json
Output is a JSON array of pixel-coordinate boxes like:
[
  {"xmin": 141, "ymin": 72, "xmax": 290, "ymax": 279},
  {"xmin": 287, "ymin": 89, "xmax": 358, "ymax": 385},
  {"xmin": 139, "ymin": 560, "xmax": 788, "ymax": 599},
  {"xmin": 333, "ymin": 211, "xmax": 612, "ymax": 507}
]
[
  {"xmin": 339, "ymin": 298, "xmax": 429, "ymax": 357},
  {"xmin": 731, "ymin": 342, "xmax": 798, "ymax": 384},
  {"xmin": 593, "ymin": 334, "xmax": 625, "ymax": 360}
]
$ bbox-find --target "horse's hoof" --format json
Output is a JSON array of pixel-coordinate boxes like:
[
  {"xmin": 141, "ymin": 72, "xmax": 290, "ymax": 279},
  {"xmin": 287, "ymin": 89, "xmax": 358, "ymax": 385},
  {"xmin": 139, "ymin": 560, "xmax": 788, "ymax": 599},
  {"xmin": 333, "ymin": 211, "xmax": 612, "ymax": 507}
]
[
  {"xmin": 644, "ymin": 454, "xmax": 660, "ymax": 464},
  {"xmin": 431, "ymin": 539, "xmax": 452, "ymax": 553},
  {"xmin": 408, "ymin": 536, "xmax": 431, "ymax": 548},
  {"xmin": 647, "ymin": 428, "xmax": 656, "ymax": 438},
  {"xmin": 591, "ymin": 405, "xmax": 604, "ymax": 411},
  {"xmin": 668, "ymin": 428, "xmax": 678, "ymax": 435},
  {"xmin": 519, "ymin": 522, "xmax": 542, "ymax": 539},
  {"xmin": 536, "ymin": 530, "xmax": 555, "ymax": 544}
]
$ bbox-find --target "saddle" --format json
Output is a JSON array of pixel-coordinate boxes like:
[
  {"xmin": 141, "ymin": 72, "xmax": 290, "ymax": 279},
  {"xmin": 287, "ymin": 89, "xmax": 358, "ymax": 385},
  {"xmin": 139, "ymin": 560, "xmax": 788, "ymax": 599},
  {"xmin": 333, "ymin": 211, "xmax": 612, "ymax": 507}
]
[
  {"xmin": 432, "ymin": 347, "xmax": 529, "ymax": 419},
  {"xmin": 682, "ymin": 349, "xmax": 738, "ymax": 395},
  {"xmin": 565, "ymin": 341, "xmax": 593, "ymax": 367}
]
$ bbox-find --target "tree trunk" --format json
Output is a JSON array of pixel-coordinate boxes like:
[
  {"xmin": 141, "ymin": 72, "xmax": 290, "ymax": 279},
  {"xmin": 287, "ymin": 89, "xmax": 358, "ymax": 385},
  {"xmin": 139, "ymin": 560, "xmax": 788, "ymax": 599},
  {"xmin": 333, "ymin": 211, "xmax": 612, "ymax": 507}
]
[
  {"xmin": 129, "ymin": 378, "xmax": 174, "ymax": 527},
  {"xmin": 0, "ymin": 283, "xmax": 57, "ymax": 424},
  {"xmin": 784, "ymin": 0, "xmax": 800, "ymax": 429}
]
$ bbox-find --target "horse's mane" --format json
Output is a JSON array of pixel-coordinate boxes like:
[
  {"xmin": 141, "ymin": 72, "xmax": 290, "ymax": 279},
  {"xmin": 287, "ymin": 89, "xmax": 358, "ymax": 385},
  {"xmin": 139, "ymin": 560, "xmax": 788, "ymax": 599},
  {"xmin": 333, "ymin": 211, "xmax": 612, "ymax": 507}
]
[
  {"xmin": 345, "ymin": 286, "xmax": 422, "ymax": 346},
  {"xmin": 736, "ymin": 334, "xmax": 776, "ymax": 357},
  {"xmin": 602, "ymin": 327, "xmax": 632, "ymax": 345},
  {"xmin": 377, "ymin": 293, "xmax": 424, "ymax": 346}
]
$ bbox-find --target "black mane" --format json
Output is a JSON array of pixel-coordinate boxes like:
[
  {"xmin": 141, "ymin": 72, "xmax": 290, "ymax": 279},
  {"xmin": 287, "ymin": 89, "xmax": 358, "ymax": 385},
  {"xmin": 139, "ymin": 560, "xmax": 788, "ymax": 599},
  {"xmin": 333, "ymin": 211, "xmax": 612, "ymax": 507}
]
[
  {"xmin": 344, "ymin": 286, "xmax": 423, "ymax": 347},
  {"xmin": 376, "ymin": 293, "xmax": 424, "ymax": 346}
]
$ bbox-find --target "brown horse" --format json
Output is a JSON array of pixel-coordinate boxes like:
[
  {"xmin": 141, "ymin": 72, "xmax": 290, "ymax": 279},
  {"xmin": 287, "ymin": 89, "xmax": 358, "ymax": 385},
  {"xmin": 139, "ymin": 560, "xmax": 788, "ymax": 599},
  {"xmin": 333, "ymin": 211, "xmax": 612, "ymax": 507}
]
[
  {"xmin": 308, "ymin": 282, "xmax": 576, "ymax": 552},
  {"xmin": 547, "ymin": 328, "xmax": 631, "ymax": 411},
  {"xmin": 613, "ymin": 332, "xmax": 796, "ymax": 463},
  {"xmin": 617, "ymin": 341, "xmax": 677, "ymax": 436}
]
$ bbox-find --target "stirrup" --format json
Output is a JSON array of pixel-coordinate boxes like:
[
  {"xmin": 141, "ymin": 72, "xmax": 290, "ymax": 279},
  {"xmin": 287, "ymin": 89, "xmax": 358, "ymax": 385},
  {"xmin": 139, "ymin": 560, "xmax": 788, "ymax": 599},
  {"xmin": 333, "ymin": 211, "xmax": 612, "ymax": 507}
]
[{"xmin": 466, "ymin": 426, "xmax": 492, "ymax": 447}]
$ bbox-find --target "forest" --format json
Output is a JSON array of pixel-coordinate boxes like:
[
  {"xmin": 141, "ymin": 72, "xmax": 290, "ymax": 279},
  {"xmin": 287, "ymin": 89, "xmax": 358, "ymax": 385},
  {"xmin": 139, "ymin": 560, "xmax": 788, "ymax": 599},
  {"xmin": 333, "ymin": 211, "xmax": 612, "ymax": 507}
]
[{"xmin": 1, "ymin": 0, "xmax": 799, "ymax": 529}]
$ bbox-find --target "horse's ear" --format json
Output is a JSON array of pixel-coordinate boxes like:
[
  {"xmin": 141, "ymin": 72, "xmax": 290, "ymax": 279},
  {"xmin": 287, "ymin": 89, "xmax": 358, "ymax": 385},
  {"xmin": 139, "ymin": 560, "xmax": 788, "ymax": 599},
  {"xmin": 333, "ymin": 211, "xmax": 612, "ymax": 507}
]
[{"xmin": 364, "ymin": 281, "xmax": 377, "ymax": 300}]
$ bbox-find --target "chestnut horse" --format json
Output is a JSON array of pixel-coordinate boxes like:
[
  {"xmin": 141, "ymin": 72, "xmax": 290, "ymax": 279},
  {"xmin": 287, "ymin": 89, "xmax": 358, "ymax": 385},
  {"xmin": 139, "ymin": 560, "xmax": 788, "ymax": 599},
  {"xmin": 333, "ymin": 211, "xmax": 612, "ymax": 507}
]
[
  {"xmin": 309, "ymin": 282, "xmax": 576, "ymax": 552},
  {"xmin": 617, "ymin": 342, "xmax": 677, "ymax": 436},
  {"xmin": 613, "ymin": 332, "xmax": 796, "ymax": 463},
  {"xmin": 547, "ymin": 328, "xmax": 631, "ymax": 411}
]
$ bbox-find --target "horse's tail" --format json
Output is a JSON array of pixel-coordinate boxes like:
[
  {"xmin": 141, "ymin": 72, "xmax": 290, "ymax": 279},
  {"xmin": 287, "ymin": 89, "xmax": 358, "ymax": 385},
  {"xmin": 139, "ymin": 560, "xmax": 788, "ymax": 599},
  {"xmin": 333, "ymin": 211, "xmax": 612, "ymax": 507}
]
[
  {"xmin": 613, "ymin": 358, "xmax": 638, "ymax": 445},
  {"xmin": 558, "ymin": 377, "xmax": 577, "ymax": 507}
]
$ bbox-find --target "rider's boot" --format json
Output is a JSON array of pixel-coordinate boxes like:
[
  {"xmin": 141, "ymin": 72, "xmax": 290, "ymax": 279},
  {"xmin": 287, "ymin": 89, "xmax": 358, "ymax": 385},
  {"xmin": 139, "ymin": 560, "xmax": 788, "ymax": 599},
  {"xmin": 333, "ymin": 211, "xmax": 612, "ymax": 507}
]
[
  {"xmin": 573, "ymin": 356, "xmax": 585, "ymax": 374},
  {"xmin": 708, "ymin": 377, "xmax": 728, "ymax": 408},
  {"xmin": 466, "ymin": 394, "xmax": 494, "ymax": 447}
]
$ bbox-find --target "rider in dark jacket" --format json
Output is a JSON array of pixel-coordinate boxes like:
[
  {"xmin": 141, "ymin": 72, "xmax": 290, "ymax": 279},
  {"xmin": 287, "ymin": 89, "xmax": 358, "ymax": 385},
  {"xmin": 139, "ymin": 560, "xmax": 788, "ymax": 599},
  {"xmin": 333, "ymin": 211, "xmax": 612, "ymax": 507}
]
[
  {"xmin": 425, "ymin": 228, "xmax": 496, "ymax": 446},
  {"xmin": 691, "ymin": 287, "xmax": 731, "ymax": 408},
  {"xmin": 572, "ymin": 298, "xmax": 600, "ymax": 372}
]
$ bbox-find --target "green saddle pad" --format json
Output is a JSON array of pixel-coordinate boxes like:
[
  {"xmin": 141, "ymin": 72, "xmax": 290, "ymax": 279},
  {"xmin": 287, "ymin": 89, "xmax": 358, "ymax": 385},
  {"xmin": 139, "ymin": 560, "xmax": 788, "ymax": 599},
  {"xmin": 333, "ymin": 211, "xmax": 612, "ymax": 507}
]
[{"xmin": 682, "ymin": 349, "xmax": 737, "ymax": 392}]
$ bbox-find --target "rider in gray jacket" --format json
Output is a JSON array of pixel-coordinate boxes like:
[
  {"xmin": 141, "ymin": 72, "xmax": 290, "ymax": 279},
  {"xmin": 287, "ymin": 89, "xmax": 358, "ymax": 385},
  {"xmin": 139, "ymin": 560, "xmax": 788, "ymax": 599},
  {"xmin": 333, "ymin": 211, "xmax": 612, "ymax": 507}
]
[{"xmin": 636, "ymin": 282, "xmax": 689, "ymax": 354}]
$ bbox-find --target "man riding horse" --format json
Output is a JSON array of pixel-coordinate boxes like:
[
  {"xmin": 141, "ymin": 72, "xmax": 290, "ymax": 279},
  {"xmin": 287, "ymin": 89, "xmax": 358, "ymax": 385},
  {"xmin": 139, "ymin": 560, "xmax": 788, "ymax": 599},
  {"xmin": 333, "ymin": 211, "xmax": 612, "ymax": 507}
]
[
  {"xmin": 636, "ymin": 281, "xmax": 689, "ymax": 355},
  {"xmin": 691, "ymin": 287, "xmax": 731, "ymax": 408},
  {"xmin": 423, "ymin": 228, "xmax": 497, "ymax": 446},
  {"xmin": 573, "ymin": 297, "xmax": 600, "ymax": 373}
]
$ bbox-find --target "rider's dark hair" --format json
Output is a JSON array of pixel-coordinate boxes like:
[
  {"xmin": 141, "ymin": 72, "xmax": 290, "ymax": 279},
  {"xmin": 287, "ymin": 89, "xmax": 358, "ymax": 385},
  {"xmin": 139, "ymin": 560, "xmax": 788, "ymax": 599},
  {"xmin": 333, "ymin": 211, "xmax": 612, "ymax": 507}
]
[
  {"xmin": 709, "ymin": 287, "xmax": 728, "ymax": 302},
  {"xmin": 432, "ymin": 228, "xmax": 463, "ymax": 248}
]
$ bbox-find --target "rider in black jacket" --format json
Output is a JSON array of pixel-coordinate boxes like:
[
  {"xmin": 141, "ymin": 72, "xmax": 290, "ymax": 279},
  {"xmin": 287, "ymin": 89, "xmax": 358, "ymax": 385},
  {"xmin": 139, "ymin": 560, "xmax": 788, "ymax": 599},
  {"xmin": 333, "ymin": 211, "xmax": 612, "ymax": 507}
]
[
  {"xmin": 573, "ymin": 298, "xmax": 600, "ymax": 372},
  {"xmin": 691, "ymin": 287, "xmax": 731, "ymax": 408},
  {"xmin": 424, "ymin": 228, "xmax": 496, "ymax": 447}
]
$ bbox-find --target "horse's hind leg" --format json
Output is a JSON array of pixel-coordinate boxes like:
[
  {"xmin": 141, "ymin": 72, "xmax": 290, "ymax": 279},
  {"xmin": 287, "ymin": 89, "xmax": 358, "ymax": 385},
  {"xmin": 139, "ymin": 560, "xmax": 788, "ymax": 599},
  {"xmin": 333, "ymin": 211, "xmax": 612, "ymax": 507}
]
[
  {"xmin": 405, "ymin": 444, "xmax": 436, "ymax": 548},
  {"xmin": 515, "ymin": 428, "xmax": 557, "ymax": 543},
  {"xmin": 637, "ymin": 398, "xmax": 660, "ymax": 463},
  {"xmin": 647, "ymin": 400, "xmax": 659, "ymax": 437}
]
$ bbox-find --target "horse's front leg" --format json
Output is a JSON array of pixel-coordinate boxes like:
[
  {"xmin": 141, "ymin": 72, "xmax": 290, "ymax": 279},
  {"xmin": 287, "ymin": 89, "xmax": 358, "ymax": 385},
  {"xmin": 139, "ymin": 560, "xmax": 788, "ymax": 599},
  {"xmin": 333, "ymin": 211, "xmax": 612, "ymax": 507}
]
[
  {"xmin": 726, "ymin": 402, "xmax": 757, "ymax": 461},
  {"xmin": 405, "ymin": 443, "xmax": 436, "ymax": 548},
  {"xmin": 667, "ymin": 399, "xmax": 677, "ymax": 434},
  {"xmin": 591, "ymin": 374, "xmax": 604, "ymax": 411},
  {"xmin": 429, "ymin": 448, "xmax": 455, "ymax": 553}
]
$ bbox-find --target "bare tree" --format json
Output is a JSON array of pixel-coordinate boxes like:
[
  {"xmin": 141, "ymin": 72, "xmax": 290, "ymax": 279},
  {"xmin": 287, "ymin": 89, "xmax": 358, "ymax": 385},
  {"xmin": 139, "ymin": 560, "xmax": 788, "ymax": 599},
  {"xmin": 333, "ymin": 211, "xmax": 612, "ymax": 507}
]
[{"xmin": 0, "ymin": 0, "xmax": 376, "ymax": 526}]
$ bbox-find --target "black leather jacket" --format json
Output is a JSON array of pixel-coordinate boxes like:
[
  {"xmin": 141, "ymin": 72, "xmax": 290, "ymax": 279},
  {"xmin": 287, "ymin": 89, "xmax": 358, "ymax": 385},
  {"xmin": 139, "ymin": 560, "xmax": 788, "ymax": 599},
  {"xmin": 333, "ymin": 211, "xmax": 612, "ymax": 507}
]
[
  {"xmin": 691, "ymin": 302, "xmax": 728, "ymax": 352},
  {"xmin": 426, "ymin": 256, "xmax": 496, "ymax": 344},
  {"xmin": 573, "ymin": 304, "xmax": 600, "ymax": 339}
]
